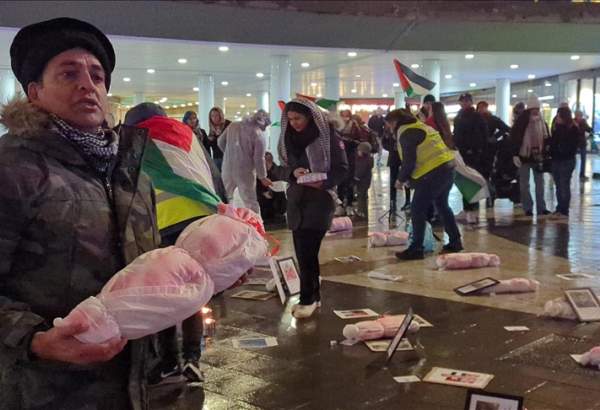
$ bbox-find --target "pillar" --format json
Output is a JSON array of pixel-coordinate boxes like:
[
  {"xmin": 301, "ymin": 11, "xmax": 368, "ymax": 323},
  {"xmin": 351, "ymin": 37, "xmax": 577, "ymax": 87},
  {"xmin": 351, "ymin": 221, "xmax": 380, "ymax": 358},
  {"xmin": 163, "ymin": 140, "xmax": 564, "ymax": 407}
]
[
  {"xmin": 257, "ymin": 91, "xmax": 269, "ymax": 112},
  {"xmin": 133, "ymin": 92, "xmax": 145, "ymax": 105},
  {"xmin": 394, "ymin": 90, "xmax": 405, "ymax": 110},
  {"xmin": 325, "ymin": 65, "xmax": 340, "ymax": 101},
  {"xmin": 197, "ymin": 75, "xmax": 215, "ymax": 129},
  {"xmin": 0, "ymin": 71, "xmax": 16, "ymax": 135},
  {"xmin": 422, "ymin": 59, "xmax": 441, "ymax": 101},
  {"xmin": 269, "ymin": 55, "xmax": 291, "ymax": 160},
  {"xmin": 495, "ymin": 78, "xmax": 511, "ymax": 124}
]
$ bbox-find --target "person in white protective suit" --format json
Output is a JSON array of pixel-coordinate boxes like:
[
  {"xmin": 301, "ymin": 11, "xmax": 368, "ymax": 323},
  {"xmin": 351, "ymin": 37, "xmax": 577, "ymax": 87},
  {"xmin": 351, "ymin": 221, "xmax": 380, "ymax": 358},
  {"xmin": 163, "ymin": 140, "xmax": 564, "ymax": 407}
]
[{"xmin": 219, "ymin": 109, "xmax": 273, "ymax": 214}]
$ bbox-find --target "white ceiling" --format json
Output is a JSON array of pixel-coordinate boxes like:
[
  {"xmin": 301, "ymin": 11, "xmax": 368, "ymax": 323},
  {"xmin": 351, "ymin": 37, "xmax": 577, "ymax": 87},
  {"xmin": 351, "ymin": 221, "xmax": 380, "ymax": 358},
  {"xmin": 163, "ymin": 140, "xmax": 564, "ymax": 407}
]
[{"xmin": 2, "ymin": 26, "xmax": 600, "ymax": 116}]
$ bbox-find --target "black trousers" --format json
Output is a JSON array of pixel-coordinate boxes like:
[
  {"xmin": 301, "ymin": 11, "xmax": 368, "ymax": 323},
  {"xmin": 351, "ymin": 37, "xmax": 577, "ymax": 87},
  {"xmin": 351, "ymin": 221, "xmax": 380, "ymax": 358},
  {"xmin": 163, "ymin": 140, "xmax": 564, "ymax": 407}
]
[{"xmin": 293, "ymin": 229, "xmax": 326, "ymax": 305}]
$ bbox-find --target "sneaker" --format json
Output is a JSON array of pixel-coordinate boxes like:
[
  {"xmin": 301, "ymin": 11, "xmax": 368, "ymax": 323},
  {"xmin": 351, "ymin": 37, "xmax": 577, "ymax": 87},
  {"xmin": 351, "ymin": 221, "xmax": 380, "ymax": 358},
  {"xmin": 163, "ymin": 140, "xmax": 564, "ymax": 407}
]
[
  {"xmin": 182, "ymin": 360, "xmax": 205, "ymax": 384},
  {"xmin": 539, "ymin": 209, "xmax": 551, "ymax": 216},
  {"xmin": 466, "ymin": 211, "xmax": 478, "ymax": 224},
  {"xmin": 147, "ymin": 362, "xmax": 184, "ymax": 386},
  {"xmin": 395, "ymin": 248, "xmax": 424, "ymax": 260},
  {"xmin": 580, "ymin": 175, "xmax": 589, "ymax": 182},
  {"xmin": 524, "ymin": 211, "xmax": 533, "ymax": 217},
  {"xmin": 440, "ymin": 243, "xmax": 464, "ymax": 254},
  {"xmin": 550, "ymin": 211, "xmax": 568, "ymax": 220},
  {"xmin": 292, "ymin": 302, "xmax": 318, "ymax": 319}
]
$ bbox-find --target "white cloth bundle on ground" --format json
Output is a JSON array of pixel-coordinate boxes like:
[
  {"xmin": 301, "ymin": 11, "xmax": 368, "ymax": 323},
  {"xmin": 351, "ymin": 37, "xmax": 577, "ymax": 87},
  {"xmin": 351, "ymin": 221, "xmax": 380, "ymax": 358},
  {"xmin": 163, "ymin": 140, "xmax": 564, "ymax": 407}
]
[
  {"xmin": 342, "ymin": 315, "xmax": 420, "ymax": 341},
  {"xmin": 580, "ymin": 347, "xmax": 600, "ymax": 369},
  {"xmin": 54, "ymin": 247, "xmax": 215, "ymax": 343},
  {"xmin": 480, "ymin": 278, "xmax": 540, "ymax": 294},
  {"xmin": 176, "ymin": 204, "xmax": 270, "ymax": 292},
  {"xmin": 436, "ymin": 252, "xmax": 501, "ymax": 270},
  {"xmin": 329, "ymin": 216, "xmax": 352, "ymax": 233},
  {"xmin": 368, "ymin": 231, "xmax": 409, "ymax": 247},
  {"xmin": 542, "ymin": 297, "xmax": 578, "ymax": 320}
]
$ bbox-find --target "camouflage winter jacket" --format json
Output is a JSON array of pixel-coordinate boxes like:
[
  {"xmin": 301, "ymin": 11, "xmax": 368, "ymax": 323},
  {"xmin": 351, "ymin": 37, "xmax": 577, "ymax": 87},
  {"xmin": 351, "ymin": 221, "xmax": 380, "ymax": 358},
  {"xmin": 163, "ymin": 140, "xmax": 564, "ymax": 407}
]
[{"xmin": 0, "ymin": 99, "xmax": 161, "ymax": 409}]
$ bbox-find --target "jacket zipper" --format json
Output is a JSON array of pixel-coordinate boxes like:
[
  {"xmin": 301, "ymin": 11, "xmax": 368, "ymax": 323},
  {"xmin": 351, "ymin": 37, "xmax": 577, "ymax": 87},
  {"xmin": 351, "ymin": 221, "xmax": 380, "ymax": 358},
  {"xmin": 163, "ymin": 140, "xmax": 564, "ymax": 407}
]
[{"xmin": 103, "ymin": 175, "xmax": 125, "ymax": 266}]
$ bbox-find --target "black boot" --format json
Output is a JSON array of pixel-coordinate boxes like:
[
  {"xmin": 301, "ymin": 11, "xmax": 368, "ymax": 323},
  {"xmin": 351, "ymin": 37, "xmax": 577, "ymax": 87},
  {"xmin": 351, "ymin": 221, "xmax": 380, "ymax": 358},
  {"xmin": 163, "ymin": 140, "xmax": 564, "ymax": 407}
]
[{"xmin": 395, "ymin": 247, "xmax": 424, "ymax": 260}]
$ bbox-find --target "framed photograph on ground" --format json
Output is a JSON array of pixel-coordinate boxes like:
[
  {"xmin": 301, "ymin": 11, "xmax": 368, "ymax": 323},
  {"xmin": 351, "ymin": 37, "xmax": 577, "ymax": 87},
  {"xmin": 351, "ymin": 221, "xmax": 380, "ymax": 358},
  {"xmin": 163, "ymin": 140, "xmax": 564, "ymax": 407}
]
[
  {"xmin": 565, "ymin": 288, "xmax": 600, "ymax": 322},
  {"xmin": 230, "ymin": 290, "xmax": 275, "ymax": 301},
  {"xmin": 424, "ymin": 367, "xmax": 494, "ymax": 389},
  {"xmin": 232, "ymin": 337, "xmax": 278, "ymax": 349},
  {"xmin": 268, "ymin": 257, "xmax": 288, "ymax": 305},
  {"xmin": 464, "ymin": 389, "xmax": 523, "ymax": 410},
  {"xmin": 385, "ymin": 308, "xmax": 414, "ymax": 364},
  {"xmin": 275, "ymin": 256, "xmax": 301, "ymax": 295},
  {"xmin": 333, "ymin": 308, "xmax": 379, "ymax": 320},
  {"xmin": 413, "ymin": 314, "xmax": 434, "ymax": 328},
  {"xmin": 365, "ymin": 338, "xmax": 413, "ymax": 352},
  {"xmin": 454, "ymin": 277, "xmax": 500, "ymax": 296},
  {"xmin": 556, "ymin": 273, "xmax": 593, "ymax": 281}
]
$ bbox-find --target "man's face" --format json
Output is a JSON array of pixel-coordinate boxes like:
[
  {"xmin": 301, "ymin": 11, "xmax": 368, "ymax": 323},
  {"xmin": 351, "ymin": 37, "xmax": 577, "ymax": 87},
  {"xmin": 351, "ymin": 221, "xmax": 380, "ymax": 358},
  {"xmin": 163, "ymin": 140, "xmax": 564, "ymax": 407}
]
[
  {"xmin": 459, "ymin": 99, "xmax": 472, "ymax": 110},
  {"xmin": 28, "ymin": 48, "xmax": 108, "ymax": 132}
]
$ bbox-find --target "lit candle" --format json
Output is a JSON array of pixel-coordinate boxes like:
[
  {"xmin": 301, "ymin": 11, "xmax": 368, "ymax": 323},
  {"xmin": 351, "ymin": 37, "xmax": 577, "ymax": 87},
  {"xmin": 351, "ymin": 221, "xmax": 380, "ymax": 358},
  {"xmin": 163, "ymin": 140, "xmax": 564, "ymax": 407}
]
[{"xmin": 203, "ymin": 318, "xmax": 216, "ymax": 337}]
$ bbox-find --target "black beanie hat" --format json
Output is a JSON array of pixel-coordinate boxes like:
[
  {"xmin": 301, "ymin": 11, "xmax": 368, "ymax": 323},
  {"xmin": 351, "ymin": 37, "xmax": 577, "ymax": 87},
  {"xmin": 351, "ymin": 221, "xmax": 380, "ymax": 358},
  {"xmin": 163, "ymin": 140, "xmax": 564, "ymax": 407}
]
[
  {"xmin": 124, "ymin": 103, "xmax": 167, "ymax": 126},
  {"xmin": 10, "ymin": 17, "xmax": 115, "ymax": 95}
]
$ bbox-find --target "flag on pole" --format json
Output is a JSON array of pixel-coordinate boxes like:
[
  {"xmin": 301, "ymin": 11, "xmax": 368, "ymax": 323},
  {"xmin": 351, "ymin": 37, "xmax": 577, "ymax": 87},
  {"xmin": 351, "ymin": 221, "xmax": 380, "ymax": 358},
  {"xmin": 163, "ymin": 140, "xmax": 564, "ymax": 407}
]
[
  {"xmin": 453, "ymin": 151, "xmax": 489, "ymax": 204},
  {"xmin": 295, "ymin": 93, "xmax": 339, "ymax": 110},
  {"xmin": 393, "ymin": 59, "xmax": 436, "ymax": 97}
]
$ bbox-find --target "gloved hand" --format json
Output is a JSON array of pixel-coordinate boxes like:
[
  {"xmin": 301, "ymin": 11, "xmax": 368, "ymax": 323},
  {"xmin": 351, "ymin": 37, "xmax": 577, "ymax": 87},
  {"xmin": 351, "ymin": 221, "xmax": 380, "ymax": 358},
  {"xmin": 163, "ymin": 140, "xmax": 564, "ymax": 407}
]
[{"xmin": 512, "ymin": 156, "xmax": 522, "ymax": 168}]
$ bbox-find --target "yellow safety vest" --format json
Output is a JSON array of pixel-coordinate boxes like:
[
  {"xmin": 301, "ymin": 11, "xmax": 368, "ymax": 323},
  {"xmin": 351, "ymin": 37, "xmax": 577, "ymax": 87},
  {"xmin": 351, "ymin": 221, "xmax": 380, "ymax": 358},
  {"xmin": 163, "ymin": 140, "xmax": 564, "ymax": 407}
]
[
  {"xmin": 397, "ymin": 121, "xmax": 454, "ymax": 179},
  {"xmin": 155, "ymin": 188, "xmax": 213, "ymax": 230}
]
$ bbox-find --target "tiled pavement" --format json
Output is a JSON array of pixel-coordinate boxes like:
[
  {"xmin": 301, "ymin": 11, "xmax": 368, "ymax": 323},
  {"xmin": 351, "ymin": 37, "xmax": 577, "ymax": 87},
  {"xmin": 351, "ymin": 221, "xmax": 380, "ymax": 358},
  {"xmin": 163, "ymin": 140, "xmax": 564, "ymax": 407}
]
[{"xmin": 151, "ymin": 156, "xmax": 600, "ymax": 410}]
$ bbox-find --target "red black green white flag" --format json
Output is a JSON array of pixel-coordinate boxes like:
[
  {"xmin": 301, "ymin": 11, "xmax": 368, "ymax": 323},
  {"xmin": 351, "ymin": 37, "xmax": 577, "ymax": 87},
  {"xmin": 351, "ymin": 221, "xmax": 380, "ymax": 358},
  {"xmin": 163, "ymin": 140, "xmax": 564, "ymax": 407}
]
[
  {"xmin": 295, "ymin": 93, "xmax": 339, "ymax": 110},
  {"xmin": 393, "ymin": 59, "xmax": 436, "ymax": 97}
]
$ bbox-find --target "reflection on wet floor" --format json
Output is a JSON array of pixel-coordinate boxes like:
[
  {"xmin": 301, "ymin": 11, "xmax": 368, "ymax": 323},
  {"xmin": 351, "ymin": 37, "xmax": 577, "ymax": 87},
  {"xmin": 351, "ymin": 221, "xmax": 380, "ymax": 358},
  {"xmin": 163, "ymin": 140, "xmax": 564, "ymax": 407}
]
[{"xmin": 151, "ymin": 156, "xmax": 600, "ymax": 410}]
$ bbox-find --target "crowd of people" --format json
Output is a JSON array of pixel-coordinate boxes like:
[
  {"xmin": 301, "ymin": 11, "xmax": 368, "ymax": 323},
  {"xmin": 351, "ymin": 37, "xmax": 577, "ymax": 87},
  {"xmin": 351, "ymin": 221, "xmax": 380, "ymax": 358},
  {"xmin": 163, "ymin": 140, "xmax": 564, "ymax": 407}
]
[{"xmin": 0, "ymin": 16, "xmax": 595, "ymax": 410}]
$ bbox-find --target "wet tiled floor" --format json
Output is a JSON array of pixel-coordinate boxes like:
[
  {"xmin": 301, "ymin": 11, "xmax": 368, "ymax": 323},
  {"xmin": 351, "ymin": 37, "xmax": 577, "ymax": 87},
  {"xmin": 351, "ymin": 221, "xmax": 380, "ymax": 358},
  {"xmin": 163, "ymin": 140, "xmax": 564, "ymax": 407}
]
[{"xmin": 152, "ymin": 156, "xmax": 600, "ymax": 410}]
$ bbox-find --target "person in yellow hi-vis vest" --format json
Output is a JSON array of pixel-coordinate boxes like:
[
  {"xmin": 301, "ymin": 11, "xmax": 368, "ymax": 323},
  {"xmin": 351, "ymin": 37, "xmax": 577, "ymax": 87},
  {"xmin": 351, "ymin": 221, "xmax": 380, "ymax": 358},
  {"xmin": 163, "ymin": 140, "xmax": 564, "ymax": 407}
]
[{"xmin": 385, "ymin": 109, "xmax": 463, "ymax": 260}]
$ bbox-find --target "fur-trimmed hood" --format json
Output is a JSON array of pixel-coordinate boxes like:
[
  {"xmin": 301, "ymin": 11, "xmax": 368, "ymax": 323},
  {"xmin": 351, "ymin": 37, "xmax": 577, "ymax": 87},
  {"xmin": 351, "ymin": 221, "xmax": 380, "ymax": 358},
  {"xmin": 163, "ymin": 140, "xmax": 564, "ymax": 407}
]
[{"xmin": 0, "ymin": 97, "xmax": 52, "ymax": 137}]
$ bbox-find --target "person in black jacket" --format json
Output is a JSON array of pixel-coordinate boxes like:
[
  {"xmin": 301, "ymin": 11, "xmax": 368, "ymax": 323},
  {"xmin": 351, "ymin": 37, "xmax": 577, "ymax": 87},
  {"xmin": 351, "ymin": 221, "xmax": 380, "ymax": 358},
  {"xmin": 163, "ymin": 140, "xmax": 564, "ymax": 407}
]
[
  {"xmin": 279, "ymin": 99, "xmax": 348, "ymax": 319},
  {"xmin": 550, "ymin": 107, "xmax": 581, "ymax": 218},
  {"xmin": 453, "ymin": 93, "xmax": 489, "ymax": 223},
  {"xmin": 256, "ymin": 151, "xmax": 287, "ymax": 223},
  {"xmin": 574, "ymin": 110, "xmax": 593, "ymax": 181}
]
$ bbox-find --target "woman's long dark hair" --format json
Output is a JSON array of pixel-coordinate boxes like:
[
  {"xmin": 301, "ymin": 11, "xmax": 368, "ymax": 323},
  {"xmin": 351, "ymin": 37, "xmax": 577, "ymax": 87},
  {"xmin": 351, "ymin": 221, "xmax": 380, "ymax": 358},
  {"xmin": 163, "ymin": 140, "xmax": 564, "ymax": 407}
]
[
  {"xmin": 385, "ymin": 109, "xmax": 416, "ymax": 135},
  {"xmin": 431, "ymin": 102, "xmax": 454, "ymax": 148},
  {"xmin": 509, "ymin": 109, "xmax": 532, "ymax": 146}
]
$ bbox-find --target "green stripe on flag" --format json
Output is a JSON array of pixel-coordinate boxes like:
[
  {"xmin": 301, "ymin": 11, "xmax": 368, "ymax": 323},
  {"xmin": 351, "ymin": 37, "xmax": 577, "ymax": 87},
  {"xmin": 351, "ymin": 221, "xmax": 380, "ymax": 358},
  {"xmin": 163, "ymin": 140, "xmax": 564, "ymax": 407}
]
[
  {"xmin": 454, "ymin": 172, "xmax": 485, "ymax": 204},
  {"xmin": 143, "ymin": 140, "xmax": 221, "ymax": 211}
]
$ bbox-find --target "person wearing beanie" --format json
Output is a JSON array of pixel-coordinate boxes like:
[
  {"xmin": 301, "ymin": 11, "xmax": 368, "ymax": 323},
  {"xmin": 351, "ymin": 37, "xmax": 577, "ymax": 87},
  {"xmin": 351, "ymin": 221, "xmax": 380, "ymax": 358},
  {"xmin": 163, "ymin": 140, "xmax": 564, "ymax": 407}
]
[
  {"xmin": 509, "ymin": 94, "xmax": 551, "ymax": 217},
  {"xmin": 354, "ymin": 141, "xmax": 374, "ymax": 218},
  {"xmin": 0, "ymin": 18, "xmax": 160, "ymax": 409}
]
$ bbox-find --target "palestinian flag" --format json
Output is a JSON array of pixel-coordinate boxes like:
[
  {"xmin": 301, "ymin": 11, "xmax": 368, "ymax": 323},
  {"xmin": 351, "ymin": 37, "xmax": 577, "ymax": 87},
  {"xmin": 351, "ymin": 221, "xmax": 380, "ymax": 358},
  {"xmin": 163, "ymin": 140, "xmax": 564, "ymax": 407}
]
[
  {"xmin": 453, "ymin": 151, "xmax": 489, "ymax": 204},
  {"xmin": 393, "ymin": 59, "xmax": 436, "ymax": 97},
  {"xmin": 295, "ymin": 93, "xmax": 339, "ymax": 110},
  {"xmin": 138, "ymin": 117, "xmax": 222, "ymax": 226}
]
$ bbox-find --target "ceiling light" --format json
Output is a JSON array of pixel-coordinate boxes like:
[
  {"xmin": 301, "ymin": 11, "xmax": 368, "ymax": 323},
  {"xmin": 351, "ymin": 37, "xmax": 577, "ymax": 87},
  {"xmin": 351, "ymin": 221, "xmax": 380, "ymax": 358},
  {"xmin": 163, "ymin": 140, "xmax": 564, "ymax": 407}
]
[
  {"xmin": 393, "ymin": 83, "xmax": 400, "ymax": 87},
  {"xmin": 310, "ymin": 82, "xmax": 317, "ymax": 87},
  {"xmin": 246, "ymin": 112, "xmax": 250, "ymax": 115},
  {"xmin": 187, "ymin": 102, "xmax": 193, "ymax": 106},
  {"xmin": 224, "ymin": 97, "xmax": 228, "ymax": 100},
  {"xmin": 165, "ymin": 105, "xmax": 170, "ymax": 109},
  {"xmin": 195, "ymin": 102, "xmax": 199, "ymax": 105},
  {"xmin": 465, "ymin": 54, "xmax": 475, "ymax": 60},
  {"xmin": 510, "ymin": 64, "xmax": 519, "ymax": 69},
  {"xmin": 445, "ymin": 74, "xmax": 452, "ymax": 79},
  {"xmin": 218, "ymin": 45, "xmax": 229, "ymax": 52},
  {"xmin": 180, "ymin": 104, "xmax": 186, "ymax": 108},
  {"xmin": 351, "ymin": 89, "xmax": 357, "ymax": 93},
  {"xmin": 256, "ymin": 72, "xmax": 264, "ymax": 78},
  {"xmin": 527, "ymin": 89, "xmax": 533, "ymax": 93},
  {"xmin": 125, "ymin": 105, "xmax": 131, "ymax": 109},
  {"xmin": 193, "ymin": 87, "xmax": 199, "ymax": 92},
  {"xmin": 236, "ymin": 111, "xmax": 241, "ymax": 115},
  {"xmin": 411, "ymin": 64, "xmax": 420, "ymax": 69},
  {"xmin": 221, "ymin": 81, "xmax": 229, "ymax": 86},
  {"xmin": 123, "ymin": 77, "xmax": 131, "ymax": 82},
  {"xmin": 316, "ymin": 93, "xmax": 322, "ymax": 98},
  {"xmin": 246, "ymin": 93, "xmax": 252, "ymax": 97},
  {"xmin": 382, "ymin": 93, "xmax": 388, "ymax": 98},
  {"xmin": 512, "ymin": 94, "xmax": 517, "ymax": 98},
  {"xmin": 177, "ymin": 58, "xmax": 187, "ymax": 64},
  {"xmin": 159, "ymin": 97, "xmax": 168, "ymax": 103},
  {"xmin": 545, "ymin": 82, "xmax": 552, "ymax": 87},
  {"xmin": 154, "ymin": 100, "xmax": 159, "ymax": 104},
  {"xmin": 571, "ymin": 55, "xmax": 581, "ymax": 61},
  {"xmin": 146, "ymin": 68, "xmax": 156, "ymax": 74},
  {"xmin": 347, "ymin": 51, "xmax": 358, "ymax": 57},
  {"xmin": 107, "ymin": 93, "xmax": 113, "ymax": 97},
  {"xmin": 240, "ymin": 104, "xmax": 246, "ymax": 108},
  {"xmin": 355, "ymin": 74, "xmax": 361, "ymax": 78},
  {"xmin": 469, "ymin": 82, "xmax": 477, "ymax": 87},
  {"xmin": 528, "ymin": 74, "xmax": 536, "ymax": 79},
  {"xmin": 538, "ymin": 95, "xmax": 555, "ymax": 101},
  {"xmin": 301, "ymin": 62, "xmax": 310, "ymax": 68}
]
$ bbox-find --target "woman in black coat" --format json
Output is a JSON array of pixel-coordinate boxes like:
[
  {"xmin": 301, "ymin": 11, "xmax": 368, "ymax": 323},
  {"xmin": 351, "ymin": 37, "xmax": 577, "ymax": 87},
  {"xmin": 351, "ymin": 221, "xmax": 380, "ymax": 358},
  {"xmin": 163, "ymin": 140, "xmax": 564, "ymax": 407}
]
[{"xmin": 279, "ymin": 99, "xmax": 348, "ymax": 318}]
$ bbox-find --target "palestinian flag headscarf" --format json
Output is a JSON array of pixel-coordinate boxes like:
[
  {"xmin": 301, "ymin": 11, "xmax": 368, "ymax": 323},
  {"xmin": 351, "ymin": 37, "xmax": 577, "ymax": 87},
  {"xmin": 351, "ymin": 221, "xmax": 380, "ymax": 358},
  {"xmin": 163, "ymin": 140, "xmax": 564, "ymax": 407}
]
[{"xmin": 278, "ymin": 97, "xmax": 331, "ymax": 173}]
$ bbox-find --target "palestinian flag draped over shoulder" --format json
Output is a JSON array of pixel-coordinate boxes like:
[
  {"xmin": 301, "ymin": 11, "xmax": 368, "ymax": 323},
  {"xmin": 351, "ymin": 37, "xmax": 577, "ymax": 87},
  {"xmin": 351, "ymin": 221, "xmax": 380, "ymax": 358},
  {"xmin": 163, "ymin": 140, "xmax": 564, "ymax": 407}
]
[
  {"xmin": 137, "ymin": 117, "xmax": 222, "ymax": 227},
  {"xmin": 393, "ymin": 59, "xmax": 436, "ymax": 97},
  {"xmin": 295, "ymin": 93, "xmax": 339, "ymax": 110}
]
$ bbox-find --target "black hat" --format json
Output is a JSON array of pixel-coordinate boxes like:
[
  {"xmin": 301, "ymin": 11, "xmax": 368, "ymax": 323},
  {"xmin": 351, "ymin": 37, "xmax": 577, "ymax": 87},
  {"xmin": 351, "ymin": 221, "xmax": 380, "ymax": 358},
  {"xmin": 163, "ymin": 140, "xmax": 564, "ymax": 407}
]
[
  {"xmin": 458, "ymin": 93, "xmax": 473, "ymax": 102},
  {"xmin": 422, "ymin": 94, "xmax": 436, "ymax": 104},
  {"xmin": 124, "ymin": 103, "xmax": 167, "ymax": 126},
  {"xmin": 10, "ymin": 17, "xmax": 115, "ymax": 94}
]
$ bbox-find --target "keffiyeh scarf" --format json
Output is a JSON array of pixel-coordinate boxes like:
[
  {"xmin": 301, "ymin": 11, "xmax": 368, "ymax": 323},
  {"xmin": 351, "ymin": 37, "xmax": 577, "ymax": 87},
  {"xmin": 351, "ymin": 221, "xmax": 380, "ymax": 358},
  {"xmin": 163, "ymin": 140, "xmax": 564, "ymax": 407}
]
[{"xmin": 52, "ymin": 115, "xmax": 119, "ymax": 174}]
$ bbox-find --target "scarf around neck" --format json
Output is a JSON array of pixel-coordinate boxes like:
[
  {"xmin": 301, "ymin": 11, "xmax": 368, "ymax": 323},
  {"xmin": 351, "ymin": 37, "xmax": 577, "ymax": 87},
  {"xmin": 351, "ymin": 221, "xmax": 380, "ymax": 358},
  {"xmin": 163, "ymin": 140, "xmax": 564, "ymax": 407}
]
[
  {"xmin": 519, "ymin": 114, "xmax": 547, "ymax": 159},
  {"xmin": 51, "ymin": 115, "xmax": 119, "ymax": 174}
]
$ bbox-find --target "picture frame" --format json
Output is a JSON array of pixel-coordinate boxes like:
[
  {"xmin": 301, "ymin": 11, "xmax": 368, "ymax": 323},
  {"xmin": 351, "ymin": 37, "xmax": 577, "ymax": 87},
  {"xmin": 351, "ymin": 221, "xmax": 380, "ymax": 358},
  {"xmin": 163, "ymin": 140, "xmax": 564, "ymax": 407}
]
[
  {"xmin": 464, "ymin": 389, "xmax": 523, "ymax": 410},
  {"xmin": 275, "ymin": 256, "xmax": 301, "ymax": 295},
  {"xmin": 454, "ymin": 277, "xmax": 500, "ymax": 296},
  {"xmin": 269, "ymin": 256, "xmax": 301, "ymax": 305},
  {"xmin": 230, "ymin": 290, "xmax": 275, "ymax": 301},
  {"xmin": 385, "ymin": 307, "xmax": 414, "ymax": 364},
  {"xmin": 564, "ymin": 288, "xmax": 600, "ymax": 322},
  {"xmin": 424, "ymin": 367, "xmax": 494, "ymax": 390}
]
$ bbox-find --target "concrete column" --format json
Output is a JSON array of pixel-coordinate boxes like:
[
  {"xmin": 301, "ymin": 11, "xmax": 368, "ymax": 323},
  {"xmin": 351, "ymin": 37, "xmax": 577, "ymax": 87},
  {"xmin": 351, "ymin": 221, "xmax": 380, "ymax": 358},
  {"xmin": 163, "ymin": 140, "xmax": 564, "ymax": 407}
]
[
  {"xmin": 257, "ymin": 91, "xmax": 269, "ymax": 112},
  {"xmin": 325, "ymin": 65, "xmax": 340, "ymax": 101},
  {"xmin": 269, "ymin": 55, "xmax": 291, "ymax": 160},
  {"xmin": 394, "ymin": 90, "xmax": 405, "ymax": 110},
  {"xmin": 0, "ymin": 71, "xmax": 16, "ymax": 135},
  {"xmin": 133, "ymin": 92, "xmax": 145, "ymax": 105},
  {"xmin": 197, "ymin": 75, "xmax": 215, "ymax": 129},
  {"xmin": 495, "ymin": 78, "xmax": 511, "ymax": 124},
  {"xmin": 422, "ymin": 59, "xmax": 441, "ymax": 101}
]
